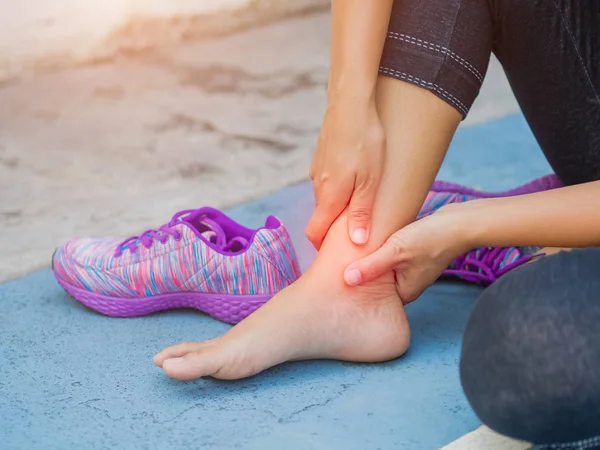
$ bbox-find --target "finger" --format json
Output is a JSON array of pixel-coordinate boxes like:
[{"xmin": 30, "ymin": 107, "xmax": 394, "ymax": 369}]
[
  {"xmin": 305, "ymin": 195, "xmax": 349, "ymax": 250},
  {"xmin": 344, "ymin": 235, "xmax": 405, "ymax": 285},
  {"xmin": 309, "ymin": 160, "xmax": 317, "ymax": 180},
  {"xmin": 309, "ymin": 138, "xmax": 325, "ymax": 181},
  {"xmin": 305, "ymin": 208, "xmax": 337, "ymax": 250},
  {"xmin": 305, "ymin": 181, "xmax": 352, "ymax": 249},
  {"xmin": 348, "ymin": 174, "xmax": 379, "ymax": 245},
  {"xmin": 162, "ymin": 348, "xmax": 224, "ymax": 381},
  {"xmin": 153, "ymin": 341, "xmax": 209, "ymax": 367}
]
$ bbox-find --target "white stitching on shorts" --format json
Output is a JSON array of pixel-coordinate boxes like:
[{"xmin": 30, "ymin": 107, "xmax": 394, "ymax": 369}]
[
  {"xmin": 537, "ymin": 435, "xmax": 600, "ymax": 449},
  {"xmin": 379, "ymin": 66, "xmax": 469, "ymax": 116},
  {"xmin": 387, "ymin": 32, "xmax": 484, "ymax": 83}
]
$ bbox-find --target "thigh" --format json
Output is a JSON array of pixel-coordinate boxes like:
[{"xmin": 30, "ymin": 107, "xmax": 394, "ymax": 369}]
[
  {"xmin": 460, "ymin": 248, "xmax": 600, "ymax": 447},
  {"xmin": 492, "ymin": 0, "xmax": 600, "ymax": 185}
]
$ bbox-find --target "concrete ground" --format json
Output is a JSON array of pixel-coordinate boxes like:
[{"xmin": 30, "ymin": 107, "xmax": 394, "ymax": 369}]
[
  {"xmin": 1, "ymin": 9, "xmax": 534, "ymax": 450},
  {"xmin": 1, "ymin": 114, "xmax": 550, "ymax": 450}
]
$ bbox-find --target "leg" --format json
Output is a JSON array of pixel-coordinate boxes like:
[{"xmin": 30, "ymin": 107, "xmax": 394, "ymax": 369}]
[
  {"xmin": 383, "ymin": 0, "xmax": 600, "ymax": 184},
  {"xmin": 153, "ymin": 78, "xmax": 462, "ymax": 380},
  {"xmin": 153, "ymin": 0, "xmax": 504, "ymax": 380},
  {"xmin": 492, "ymin": 0, "xmax": 600, "ymax": 185},
  {"xmin": 461, "ymin": 248, "xmax": 600, "ymax": 448}
]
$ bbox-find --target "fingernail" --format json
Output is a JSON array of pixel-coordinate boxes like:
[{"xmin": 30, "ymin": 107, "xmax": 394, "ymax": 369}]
[
  {"xmin": 351, "ymin": 228, "xmax": 368, "ymax": 245},
  {"xmin": 345, "ymin": 269, "xmax": 362, "ymax": 286}
]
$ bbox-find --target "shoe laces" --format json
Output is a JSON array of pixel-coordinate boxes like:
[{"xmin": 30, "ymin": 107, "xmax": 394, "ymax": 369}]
[
  {"xmin": 114, "ymin": 209, "xmax": 247, "ymax": 257},
  {"xmin": 443, "ymin": 246, "xmax": 539, "ymax": 285}
]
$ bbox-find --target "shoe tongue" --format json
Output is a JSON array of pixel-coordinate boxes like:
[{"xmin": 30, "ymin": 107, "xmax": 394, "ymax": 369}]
[
  {"xmin": 176, "ymin": 208, "xmax": 252, "ymax": 252},
  {"xmin": 177, "ymin": 210, "xmax": 228, "ymax": 248}
]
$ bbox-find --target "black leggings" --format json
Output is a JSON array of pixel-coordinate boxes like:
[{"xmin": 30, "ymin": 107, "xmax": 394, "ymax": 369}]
[
  {"xmin": 380, "ymin": 0, "xmax": 600, "ymax": 186},
  {"xmin": 380, "ymin": 1, "xmax": 600, "ymax": 447},
  {"xmin": 461, "ymin": 249, "xmax": 600, "ymax": 450}
]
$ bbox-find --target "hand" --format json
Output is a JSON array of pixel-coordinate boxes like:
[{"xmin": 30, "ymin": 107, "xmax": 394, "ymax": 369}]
[
  {"xmin": 343, "ymin": 204, "xmax": 472, "ymax": 303},
  {"xmin": 305, "ymin": 98, "xmax": 385, "ymax": 250}
]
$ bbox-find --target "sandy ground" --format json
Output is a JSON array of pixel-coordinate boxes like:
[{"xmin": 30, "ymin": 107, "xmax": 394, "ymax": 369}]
[{"xmin": 0, "ymin": 11, "xmax": 518, "ymax": 282}]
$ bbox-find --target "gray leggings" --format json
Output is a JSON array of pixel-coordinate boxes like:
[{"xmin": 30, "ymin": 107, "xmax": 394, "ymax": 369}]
[{"xmin": 460, "ymin": 249, "xmax": 600, "ymax": 449}]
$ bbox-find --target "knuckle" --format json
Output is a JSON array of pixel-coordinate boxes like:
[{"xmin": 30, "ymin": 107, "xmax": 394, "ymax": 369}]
[
  {"xmin": 355, "ymin": 173, "xmax": 378, "ymax": 191},
  {"xmin": 348, "ymin": 205, "xmax": 371, "ymax": 222},
  {"xmin": 317, "ymin": 172, "xmax": 332, "ymax": 184},
  {"xmin": 386, "ymin": 234, "xmax": 409, "ymax": 260},
  {"xmin": 305, "ymin": 226, "xmax": 319, "ymax": 241},
  {"xmin": 363, "ymin": 261, "xmax": 382, "ymax": 279},
  {"xmin": 356, "ymin": 163, "xmax": 383, "ymax": 188},
  {"xmin": 320, "ymin": 191, "xmax": 346, "ymax": 210}
]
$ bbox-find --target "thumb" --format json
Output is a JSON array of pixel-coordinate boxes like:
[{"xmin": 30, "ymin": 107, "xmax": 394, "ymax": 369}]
[
  {"xmin": 344, "ymin": 235, "xmax": 404, "ymax": 286},
  {"xmin": 348, "ymin": 177, "xmax": 378, "ymax": 245}
]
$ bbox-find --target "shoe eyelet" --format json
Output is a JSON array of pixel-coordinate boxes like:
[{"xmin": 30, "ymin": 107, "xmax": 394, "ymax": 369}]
[{"xmin": 174, "ymin": 232, "xmax": 182, "ymax": 241}]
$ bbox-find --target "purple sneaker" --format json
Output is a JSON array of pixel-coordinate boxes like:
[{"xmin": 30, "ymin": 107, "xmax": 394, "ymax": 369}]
[
  {"xmin": 418, "ymin": 174, "xmax": 563, "ymax": 219},
  {"xmin": 443, "ymin": 247, "xmax": 538, "ymax": 286},
  {"xmin": 418, "ymin": 174, "xmax": 562, "ymax": 286},
  {"xmin": 52, "ymin": 207, "xmax": 302, "ymax": 323}
]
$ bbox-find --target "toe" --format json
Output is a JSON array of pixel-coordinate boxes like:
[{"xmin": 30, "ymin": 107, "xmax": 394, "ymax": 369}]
[
  {"xmin": 162, "ymin": 349, "xmax": 224, "ymax": 380},
  {"xmin": 153, "ymin": 341, "xmax": 208, "ymax": 367}
]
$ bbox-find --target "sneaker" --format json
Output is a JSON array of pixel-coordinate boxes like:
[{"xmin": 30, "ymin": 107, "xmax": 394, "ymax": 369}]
[
  {"xmin": 443, "ymin": 247, "xmax": 539, "ymax": 286},
  {"xmin": 52, "ymin": 207, "xmax": 302, "ymax": 323},
  {"xmin": 418, "ymin": 174, "xmax": 563, "ymax": 219},
  {"xmin": 418, "ymin": 174, "xmax": 562, "ymax": 285}
]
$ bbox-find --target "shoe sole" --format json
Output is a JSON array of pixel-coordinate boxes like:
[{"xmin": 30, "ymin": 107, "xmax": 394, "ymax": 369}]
[{"xmin": 54, "ymin": 274, "xmax": 272, "ymax": 324}]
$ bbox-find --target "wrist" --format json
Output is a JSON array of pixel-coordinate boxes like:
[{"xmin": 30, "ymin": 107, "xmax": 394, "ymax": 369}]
[
  {"xmin": 442, "ymin": 198, "xmax": 495, "ymax": 251},
  {"xmin": 327, "ymin": 73, "xmax": 377, "ymax": 105},
  {"xmin": 325, "ymin": 91, "xmax": 378, "ymax": 118},
  {"xmin": 436, "ymin": 201, "xmax": 485, "ymax": 255}
]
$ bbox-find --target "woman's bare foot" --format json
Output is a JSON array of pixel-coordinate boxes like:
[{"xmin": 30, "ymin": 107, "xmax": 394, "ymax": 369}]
[{"xmin": 153, "ymin": 263, "xmax": 410, "ymax": 380}]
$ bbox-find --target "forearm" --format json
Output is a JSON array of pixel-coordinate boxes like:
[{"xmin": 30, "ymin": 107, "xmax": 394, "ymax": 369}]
[
  {"xmin": 461, "ymin": 181, "xmax": 600, "ymax": 249},
  {"xmin": 328, "ymin": 0, "xmax": 393, "ymax": 103}
]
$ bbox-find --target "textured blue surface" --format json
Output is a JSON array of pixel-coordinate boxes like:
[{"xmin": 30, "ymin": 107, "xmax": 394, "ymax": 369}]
[{"xmin": 0, "ymin": 114, "xmax": 553, "ymax": 450}]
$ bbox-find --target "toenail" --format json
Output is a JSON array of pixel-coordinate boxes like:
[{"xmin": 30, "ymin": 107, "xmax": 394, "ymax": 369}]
[{"xmin": 345, "ymin": 269, "xmax": 362, "ymax": 286}]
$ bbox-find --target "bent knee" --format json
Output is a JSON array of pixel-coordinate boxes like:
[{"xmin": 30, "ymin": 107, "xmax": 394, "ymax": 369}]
[{"xmin": 459, "ymin": 249, "xmax": 600, "ymax": 444}]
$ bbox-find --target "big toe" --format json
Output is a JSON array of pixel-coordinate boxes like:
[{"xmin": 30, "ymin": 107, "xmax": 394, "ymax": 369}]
[
  {"xmin": 162, "ymin": 348, "xmax": 225, "ymax": 381},
  {"xmin": 154, "ymin": 342, "xmax": 207, "ymax": 367}
]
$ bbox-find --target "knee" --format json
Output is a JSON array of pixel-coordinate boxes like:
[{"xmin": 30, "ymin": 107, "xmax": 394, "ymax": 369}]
[{"xmin": 459, "ymin": 251, "xmax": 600, "ymax": 444}]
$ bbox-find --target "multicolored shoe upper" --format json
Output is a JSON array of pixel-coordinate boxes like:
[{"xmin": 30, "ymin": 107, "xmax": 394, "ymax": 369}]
[
  {"xmin": 418, "ymin": 174, "xmax": 563, "ymax": 219},
  {"xmin": 418, "ymin": 174, "xmax": 561, "ymax": 285},
  {"xmin": 52, "ymin": 207, "xmax": 302, "ymax": 297}
]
